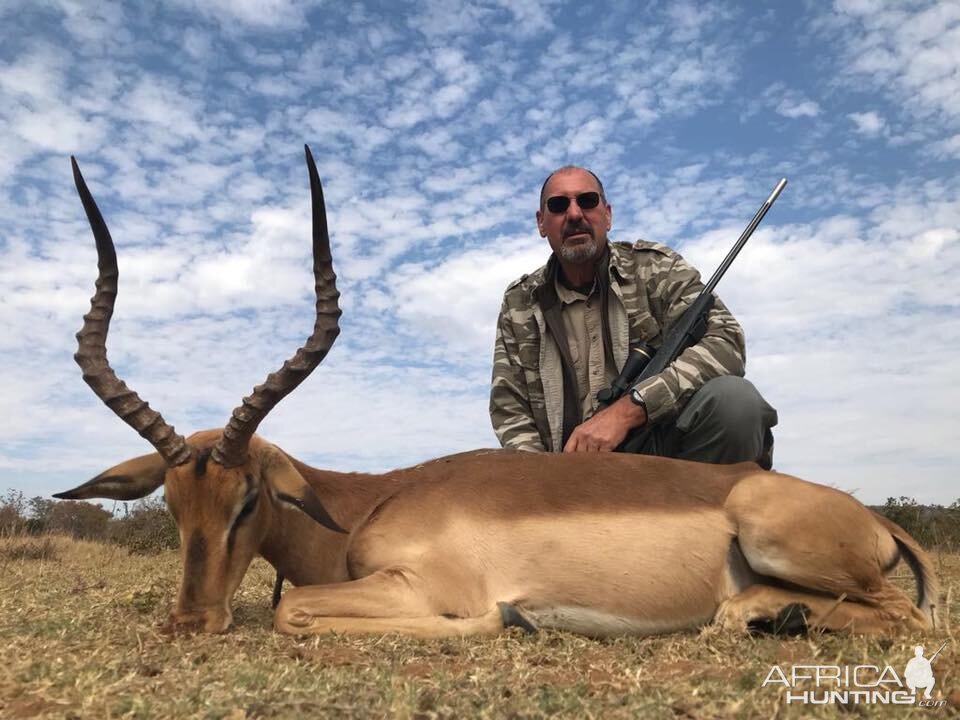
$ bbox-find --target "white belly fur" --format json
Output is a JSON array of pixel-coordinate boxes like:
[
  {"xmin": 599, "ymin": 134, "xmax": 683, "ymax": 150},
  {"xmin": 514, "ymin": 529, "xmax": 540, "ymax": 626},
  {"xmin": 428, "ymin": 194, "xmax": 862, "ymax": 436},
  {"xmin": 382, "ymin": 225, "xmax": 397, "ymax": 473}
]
[
  {"xmin": 518, "ymin": 604, "xmax": 713, "ymax": 637},
  {"xmin": 480, "ymin": 509, "xmax": 737, "ymax": 635}
]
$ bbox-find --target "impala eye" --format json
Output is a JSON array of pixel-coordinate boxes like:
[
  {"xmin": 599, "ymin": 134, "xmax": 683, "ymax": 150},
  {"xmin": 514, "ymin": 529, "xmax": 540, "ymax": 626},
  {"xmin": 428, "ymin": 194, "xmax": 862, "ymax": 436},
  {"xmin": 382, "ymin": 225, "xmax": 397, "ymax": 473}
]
[{"xmin": 235, "ymin": 494, "xmax": 258, "ymax": 525}]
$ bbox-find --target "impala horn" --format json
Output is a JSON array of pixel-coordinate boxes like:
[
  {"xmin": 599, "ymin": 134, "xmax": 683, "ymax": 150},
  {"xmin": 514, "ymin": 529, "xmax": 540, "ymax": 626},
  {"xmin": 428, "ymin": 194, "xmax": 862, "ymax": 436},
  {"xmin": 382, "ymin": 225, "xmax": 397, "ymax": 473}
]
[
  {"xmin": 212, "ymin": 145, "xmax": 341, "ymax": 467},
  {"xmin": 71, "ymin": 157, "xmax": 192, "ymax": 466}
]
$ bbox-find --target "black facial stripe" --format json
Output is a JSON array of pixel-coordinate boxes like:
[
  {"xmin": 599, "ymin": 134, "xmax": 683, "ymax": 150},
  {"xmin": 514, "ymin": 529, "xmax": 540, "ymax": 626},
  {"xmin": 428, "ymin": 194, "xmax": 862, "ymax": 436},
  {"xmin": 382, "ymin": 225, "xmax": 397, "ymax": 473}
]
[
  {"xmin": 227, "ymin": 524, "xmax": 237, "ymax": 557},
  {"xmin": 183, "ymin": 530, "xmax": 207, "ymax": 605},
  {"xmin": 227, "ymin": 489, "xmax": 259, "ymax": 556},
  {"xmin": 194, "ymin": 448, "xmax": 211, "ymax": 477},
  {"xmin": 236, "ymin": 495, "xmax": 257, "ymax": 523}
]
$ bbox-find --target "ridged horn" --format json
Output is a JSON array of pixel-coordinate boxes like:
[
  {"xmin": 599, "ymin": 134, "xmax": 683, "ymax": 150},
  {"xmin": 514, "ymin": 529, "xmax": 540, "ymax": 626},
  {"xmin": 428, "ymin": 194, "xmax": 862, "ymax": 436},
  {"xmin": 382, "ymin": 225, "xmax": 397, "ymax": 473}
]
[
  {"xmin": 71, "ymin": 157, "xmax": 191, "ymax": 466},
  {"xmin": 212, "ymin": 146, "xmax": 341, "ymax": 468}
]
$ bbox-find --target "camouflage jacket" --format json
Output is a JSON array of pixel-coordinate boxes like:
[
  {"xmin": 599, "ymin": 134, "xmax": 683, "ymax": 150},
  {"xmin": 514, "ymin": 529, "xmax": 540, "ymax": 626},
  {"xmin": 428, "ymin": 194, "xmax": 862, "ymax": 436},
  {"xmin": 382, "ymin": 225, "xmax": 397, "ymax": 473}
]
[{"xmin": 490, "ymin": 240, "xmax": 746, "ymax": 452}]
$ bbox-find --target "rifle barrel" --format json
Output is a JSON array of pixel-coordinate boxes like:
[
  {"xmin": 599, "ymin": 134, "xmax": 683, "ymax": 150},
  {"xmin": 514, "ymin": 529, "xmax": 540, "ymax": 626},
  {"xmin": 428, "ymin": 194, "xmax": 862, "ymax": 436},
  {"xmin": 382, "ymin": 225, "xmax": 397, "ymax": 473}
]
[
  {"xmin": 614, "ymin": 178, "xmax": 788, "ymax": 454},
  {"xmin": 703, "ymin": 178, "xmax": 787, "ymax": 296}
]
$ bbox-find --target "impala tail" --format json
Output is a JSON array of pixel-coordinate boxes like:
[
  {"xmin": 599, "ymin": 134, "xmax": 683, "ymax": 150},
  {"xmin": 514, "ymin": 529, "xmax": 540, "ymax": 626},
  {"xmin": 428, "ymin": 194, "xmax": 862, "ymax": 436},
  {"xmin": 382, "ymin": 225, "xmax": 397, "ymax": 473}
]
[{"xmin": 874, "ymin": 512, "xmax": 940, "ymax": 627}]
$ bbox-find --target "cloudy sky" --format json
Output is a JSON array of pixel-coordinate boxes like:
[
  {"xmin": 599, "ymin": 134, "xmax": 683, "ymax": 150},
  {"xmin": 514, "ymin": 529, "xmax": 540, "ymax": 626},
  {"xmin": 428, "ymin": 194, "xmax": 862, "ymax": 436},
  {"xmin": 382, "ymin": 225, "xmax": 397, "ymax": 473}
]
[{"xmin": 1, "ymin": 0, "xmax": 957, "ymax": 505}]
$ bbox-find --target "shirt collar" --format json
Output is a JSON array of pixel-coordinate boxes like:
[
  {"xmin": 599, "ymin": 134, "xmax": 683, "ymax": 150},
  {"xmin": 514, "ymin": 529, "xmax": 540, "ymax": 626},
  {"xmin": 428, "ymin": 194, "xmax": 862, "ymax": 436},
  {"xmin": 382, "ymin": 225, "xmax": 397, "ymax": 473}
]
[{"xmin": 554, "ymin": 273, "xmax": 595, "ymax": 304}]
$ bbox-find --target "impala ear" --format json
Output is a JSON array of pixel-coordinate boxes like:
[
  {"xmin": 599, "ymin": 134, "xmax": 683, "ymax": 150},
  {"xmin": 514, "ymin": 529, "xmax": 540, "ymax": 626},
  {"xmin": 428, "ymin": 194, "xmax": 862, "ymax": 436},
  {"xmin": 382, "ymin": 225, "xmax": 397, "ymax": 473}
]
[
  {"xmin": 54, "ymin": 452, "xmax": 168, "ymax": 501},
  {"xmin": 261, "ymin": 448, "xmax": 347, "ymax": 534}
]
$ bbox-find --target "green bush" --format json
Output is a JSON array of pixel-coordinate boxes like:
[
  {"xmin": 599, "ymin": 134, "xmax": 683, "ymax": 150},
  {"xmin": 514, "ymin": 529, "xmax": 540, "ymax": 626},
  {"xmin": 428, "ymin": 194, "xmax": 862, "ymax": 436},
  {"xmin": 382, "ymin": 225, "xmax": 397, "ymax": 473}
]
[
  {"xmin": 0, "ymin": 491, "xmax": 178, "ymax": 554},
  {"xmin": 875, "ymin": 496, "xmax": 960, "ymax": 551},
  {"xmin": 29, "ymin": 497, "xmax": 112, "ymax": 540},
  {"xmin": 108, "ymin": 496, "xmax": 180, "ymax": 555}
]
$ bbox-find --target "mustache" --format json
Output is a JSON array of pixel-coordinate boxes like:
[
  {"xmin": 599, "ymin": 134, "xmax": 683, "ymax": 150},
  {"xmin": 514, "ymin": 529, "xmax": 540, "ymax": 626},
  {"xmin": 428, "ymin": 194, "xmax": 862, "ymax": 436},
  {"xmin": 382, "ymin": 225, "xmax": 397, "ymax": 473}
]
[{"xmin": 563, "ymin": 221, "xmax": 593, "ymax": 238}]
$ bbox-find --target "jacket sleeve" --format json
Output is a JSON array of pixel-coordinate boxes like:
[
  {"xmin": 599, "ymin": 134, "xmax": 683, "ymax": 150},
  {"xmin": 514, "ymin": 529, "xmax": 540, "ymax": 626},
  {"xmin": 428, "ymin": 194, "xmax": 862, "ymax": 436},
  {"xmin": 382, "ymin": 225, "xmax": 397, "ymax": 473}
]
[
  {"xmin": 632, "ymin": 249, "xmax": 746, "ymax": 425},
  {"xmin": 489, "ymin": 298, "xmax": 547, "ymax": 452}
]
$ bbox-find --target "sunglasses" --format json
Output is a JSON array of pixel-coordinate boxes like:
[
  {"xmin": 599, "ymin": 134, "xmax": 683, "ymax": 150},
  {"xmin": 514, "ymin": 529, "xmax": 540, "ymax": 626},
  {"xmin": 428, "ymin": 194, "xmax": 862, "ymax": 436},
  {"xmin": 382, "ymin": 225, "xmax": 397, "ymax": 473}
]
[{"xmin": 545, "ymin": 191, "xmax": 601, "ymax": 214}]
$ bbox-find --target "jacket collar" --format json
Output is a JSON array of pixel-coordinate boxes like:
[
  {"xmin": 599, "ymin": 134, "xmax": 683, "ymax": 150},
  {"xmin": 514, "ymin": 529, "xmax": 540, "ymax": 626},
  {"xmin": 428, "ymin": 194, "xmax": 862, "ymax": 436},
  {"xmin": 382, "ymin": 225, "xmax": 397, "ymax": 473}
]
[{"xmin": 607, "ymin": 243, "xmax": 631, "ymax": 282}]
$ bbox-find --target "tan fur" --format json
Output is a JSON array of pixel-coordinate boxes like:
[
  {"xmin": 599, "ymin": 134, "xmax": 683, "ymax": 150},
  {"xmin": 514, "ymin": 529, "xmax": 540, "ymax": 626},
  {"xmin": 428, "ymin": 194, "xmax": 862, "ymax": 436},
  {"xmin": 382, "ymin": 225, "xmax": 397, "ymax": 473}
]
[{"xmin": 67, "ymin": 431, "xmax": 939, "ymax": 639}]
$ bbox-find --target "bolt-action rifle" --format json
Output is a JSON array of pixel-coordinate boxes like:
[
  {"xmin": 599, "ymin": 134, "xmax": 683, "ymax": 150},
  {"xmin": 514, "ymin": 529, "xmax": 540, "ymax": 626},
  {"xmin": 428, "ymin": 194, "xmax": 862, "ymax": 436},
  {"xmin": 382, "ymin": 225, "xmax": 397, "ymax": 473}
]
[{"xmin": 595, "ymin": 179, "xmax": 788, "ymax": 454}]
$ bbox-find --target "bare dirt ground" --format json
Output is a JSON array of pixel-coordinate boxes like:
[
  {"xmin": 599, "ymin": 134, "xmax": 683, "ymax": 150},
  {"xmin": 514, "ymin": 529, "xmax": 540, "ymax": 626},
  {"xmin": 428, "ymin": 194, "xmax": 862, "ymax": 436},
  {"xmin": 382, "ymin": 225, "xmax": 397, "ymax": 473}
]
[{"xmin": 1, "ymin": 535, "xmax": 957, "ymax": 719}]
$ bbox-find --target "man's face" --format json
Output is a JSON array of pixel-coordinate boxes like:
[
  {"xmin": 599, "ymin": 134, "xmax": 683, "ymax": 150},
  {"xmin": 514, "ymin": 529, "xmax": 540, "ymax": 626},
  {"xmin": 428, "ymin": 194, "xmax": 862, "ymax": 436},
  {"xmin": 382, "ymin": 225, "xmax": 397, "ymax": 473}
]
[{"xmin": 536, "ymin": 168, "xmax": 612, "ymax": 265}]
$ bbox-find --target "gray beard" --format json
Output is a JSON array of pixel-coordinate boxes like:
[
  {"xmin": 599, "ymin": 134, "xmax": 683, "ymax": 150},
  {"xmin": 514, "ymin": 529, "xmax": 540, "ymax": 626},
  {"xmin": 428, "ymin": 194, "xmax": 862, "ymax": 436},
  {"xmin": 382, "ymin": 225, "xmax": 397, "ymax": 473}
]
[{"xmin": 557, "ymin": 236, "xmax": 603, "ymax": 263}]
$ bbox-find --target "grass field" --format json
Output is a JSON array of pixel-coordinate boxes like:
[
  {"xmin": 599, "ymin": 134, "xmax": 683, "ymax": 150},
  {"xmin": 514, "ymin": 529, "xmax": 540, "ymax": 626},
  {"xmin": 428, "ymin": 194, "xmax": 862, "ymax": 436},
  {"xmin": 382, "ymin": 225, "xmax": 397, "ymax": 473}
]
[{"xmin": 1, "ymin": 535, "xmax": 957, "ymax": 719}]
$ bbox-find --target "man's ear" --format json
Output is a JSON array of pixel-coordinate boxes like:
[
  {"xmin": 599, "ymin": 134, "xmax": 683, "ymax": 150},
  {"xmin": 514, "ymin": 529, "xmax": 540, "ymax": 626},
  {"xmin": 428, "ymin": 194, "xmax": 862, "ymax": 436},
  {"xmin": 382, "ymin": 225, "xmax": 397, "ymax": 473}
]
[
  {"xmin": 536, "ymin": 208, "xmax": 546, "ymax": 237},
  {"xmin": 54, "ymin": 452, "xmax": 168, "ymax": 501},
  {"xmin": 260, "ymin": 447, "xmax": 347, "ymax": 534}
]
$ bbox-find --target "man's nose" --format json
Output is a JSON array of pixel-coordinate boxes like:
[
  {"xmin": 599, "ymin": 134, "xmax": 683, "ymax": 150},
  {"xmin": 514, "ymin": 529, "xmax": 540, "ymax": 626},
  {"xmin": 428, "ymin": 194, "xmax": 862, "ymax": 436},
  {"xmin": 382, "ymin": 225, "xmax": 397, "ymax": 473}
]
[{"xmin": 565, "ymin": 198, "xmax": 584, "ymax": 221}]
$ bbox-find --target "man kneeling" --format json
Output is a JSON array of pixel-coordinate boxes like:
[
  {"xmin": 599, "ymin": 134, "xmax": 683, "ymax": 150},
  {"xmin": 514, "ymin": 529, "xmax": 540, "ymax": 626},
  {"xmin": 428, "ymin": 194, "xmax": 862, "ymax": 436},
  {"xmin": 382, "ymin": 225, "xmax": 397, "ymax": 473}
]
[{"xmin": 490, "ymin": 166, "xmax": 777, "ymax": 468}]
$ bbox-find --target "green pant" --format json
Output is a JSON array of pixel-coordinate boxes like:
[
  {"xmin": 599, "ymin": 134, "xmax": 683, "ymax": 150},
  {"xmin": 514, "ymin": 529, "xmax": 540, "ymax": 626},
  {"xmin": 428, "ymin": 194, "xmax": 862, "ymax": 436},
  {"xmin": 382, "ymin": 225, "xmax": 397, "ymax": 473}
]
[{"xmin": 632, "ymin": 376, "xmax": 778, "ymax": 469}]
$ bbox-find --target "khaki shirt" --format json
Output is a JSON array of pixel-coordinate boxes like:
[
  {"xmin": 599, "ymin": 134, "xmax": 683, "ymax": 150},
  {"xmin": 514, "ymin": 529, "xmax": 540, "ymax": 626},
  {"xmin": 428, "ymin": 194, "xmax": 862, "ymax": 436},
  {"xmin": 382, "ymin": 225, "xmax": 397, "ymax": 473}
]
[{"xmin": 554, "ymin": 276, "xmax": 619, "ymax": 421}]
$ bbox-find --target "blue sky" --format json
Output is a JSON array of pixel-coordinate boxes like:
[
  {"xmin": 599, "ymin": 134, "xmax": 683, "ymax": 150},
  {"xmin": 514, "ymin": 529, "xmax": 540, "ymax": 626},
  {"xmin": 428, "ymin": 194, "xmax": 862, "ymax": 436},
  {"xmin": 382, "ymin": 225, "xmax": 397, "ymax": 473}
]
[{"xmin": 1, "ymin": 0, "xmax": 957, "ymax": 504}]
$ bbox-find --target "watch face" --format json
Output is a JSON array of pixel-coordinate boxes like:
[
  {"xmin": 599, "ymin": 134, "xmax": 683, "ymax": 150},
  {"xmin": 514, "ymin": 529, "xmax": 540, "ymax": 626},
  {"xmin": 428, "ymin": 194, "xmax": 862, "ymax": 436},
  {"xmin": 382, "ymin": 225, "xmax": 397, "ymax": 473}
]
[{"xmin": 630, "ymin": 389, "xmax": 644, "ymax": 406}]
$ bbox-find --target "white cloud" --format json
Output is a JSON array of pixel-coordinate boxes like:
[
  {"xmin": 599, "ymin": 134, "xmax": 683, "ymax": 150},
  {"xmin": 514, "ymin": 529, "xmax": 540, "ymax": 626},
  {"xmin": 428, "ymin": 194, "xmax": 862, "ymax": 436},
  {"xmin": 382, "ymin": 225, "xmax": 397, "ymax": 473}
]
[
  {"xmin": 168, "ymin": 0, "xmax": 317, "ymax": 30},
  {"xmin": 12, "ymin": 105, "xmax": 108, "ymax": 153},
  {"xmin": 932, "ymin": 132, "xmax": 960, "ymax": 159},
  {"xmin": 763, "ymin": 83, "xmax": 822, "ymax": 120},
  {"xmin": 390, "ymin": 233, "xmax": 548, "ymax": 358},
  {"xmin": 182, "ymin": 27, "xmax": 215, "ymax": 60},
  {"xmin": 848, "ymin": 110, "xmax": 886, "ymax": 136},
  {"xmin": 607, "ymin": 26, "xmax": 738, "ymax": 125},
  {"xmin": 492, "ymin": 0, "xmax": 555, "ymax": 35},
  {"xmin": 409, "ymin": 0, "xmax": 494, "ymax": 39},
  {"xmin": 122, "ymin": 78, "xmax": 207, "ymax": 144},
  {"xmin": 666, "ymin": 0, "xmax": 730, "ymax": 43},
  {"xmin": 776, "ymin": 98, "xmax": 821, "ymax": 119},
  {"xmin": 0, "ymin": 46, "xmax": 66, "ymax": 102},
  {"xmin": 48, "ymin": 0, "xmax": 132, "ymax": 45},
  {"xmin": 675, "ymin": 184, "xmax": 960, "ymax": 502},
  {"xmin": 823, "ymin": 1, "xmax": 960, "ymax": 128}
]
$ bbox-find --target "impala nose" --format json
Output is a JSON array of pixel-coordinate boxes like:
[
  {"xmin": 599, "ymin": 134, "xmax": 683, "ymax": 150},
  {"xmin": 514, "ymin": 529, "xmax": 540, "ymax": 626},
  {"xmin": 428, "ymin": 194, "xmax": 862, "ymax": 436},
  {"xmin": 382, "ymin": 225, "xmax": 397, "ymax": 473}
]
[{"xmin": 163, "ymin": 606, "xmax": 232, "ymax": 634}]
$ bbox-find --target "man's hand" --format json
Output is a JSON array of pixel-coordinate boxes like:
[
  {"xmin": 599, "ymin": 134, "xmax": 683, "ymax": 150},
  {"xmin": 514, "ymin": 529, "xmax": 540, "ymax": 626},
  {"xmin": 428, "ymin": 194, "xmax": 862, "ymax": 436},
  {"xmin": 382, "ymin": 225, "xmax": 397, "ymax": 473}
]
[{"xmin": 563, "ymin": 396, "xmax": 647, "ymax": 453}]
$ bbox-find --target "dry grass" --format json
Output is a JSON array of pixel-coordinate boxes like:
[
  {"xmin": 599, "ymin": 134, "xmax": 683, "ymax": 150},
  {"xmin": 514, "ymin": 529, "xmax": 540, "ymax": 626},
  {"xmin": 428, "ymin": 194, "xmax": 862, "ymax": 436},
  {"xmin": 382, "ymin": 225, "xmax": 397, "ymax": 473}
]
[
  {"xmin": 0, "ymin": 536, "xmax": 57, "ymax": 562},
  {"xmin": 1, "ymin": 536, "xmax": 957, "ymax": 719}
]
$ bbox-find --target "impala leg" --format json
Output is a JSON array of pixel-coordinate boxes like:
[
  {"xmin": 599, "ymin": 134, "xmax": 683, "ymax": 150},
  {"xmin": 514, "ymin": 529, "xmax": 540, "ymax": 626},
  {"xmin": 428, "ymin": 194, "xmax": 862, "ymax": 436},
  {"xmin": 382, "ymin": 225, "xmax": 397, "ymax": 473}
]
[
  {"xmin": 715, "ymin": 584, "xmax": 928, "ymax": 635},
  {"xmin": 728, "ymin": 473, "xmax": 931, "ymax": 630},
  {"xmin": 274, "ymin": 567, "xmax": 517, "ymax": 638},
  {"xmin": 277, "ymin": 607, "xmax": 507, "ymax": 638}
]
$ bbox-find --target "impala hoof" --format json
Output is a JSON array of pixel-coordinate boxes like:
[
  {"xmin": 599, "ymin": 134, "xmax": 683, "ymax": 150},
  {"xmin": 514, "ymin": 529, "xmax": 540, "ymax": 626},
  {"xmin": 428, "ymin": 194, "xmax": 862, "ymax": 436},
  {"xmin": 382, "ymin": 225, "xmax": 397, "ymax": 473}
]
[
  {"xmin": 498, "ymin": 602, "xmax": 538, "ymax": 634},
  {"xmin": 158, "ymin": 615, "xmax": 204, "ymax": 637},
  {"xmin": 747, "ymin": 602, "xmax": 811, "ymax": 637},
  {"xmin": 159, "ymin": 608, "xmax": 232, "ymax": 635}
]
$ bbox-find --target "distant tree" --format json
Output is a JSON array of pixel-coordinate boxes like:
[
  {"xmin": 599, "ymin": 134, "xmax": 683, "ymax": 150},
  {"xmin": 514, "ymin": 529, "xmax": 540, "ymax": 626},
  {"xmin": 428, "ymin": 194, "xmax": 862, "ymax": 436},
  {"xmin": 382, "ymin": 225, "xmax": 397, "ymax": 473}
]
[
  {"xmin": 880, "ymin": 496, "xmax": 924, "ymax": 540},
  {"xmin": 877, "ymin": 496, "xmax": 960, "ymax": 551},
  {"xmin": 27, "ymin": 496, "xmax": 55, "ymax": 535},
  {"xmin": 108, "ymin": 496, "xmax": 179, "ymax": 554},
  {"xmin": 44, "ymin": 499, "xmax": 111, "ymax": 540},
  {"xmin": 0, "ymin": 489, "xmax": 28, "ymax": 535}
]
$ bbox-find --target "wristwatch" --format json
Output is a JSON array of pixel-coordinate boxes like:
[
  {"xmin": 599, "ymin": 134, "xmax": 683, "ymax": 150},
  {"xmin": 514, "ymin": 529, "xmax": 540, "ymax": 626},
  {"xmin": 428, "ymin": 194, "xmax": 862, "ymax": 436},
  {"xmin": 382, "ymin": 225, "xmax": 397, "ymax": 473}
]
[{"xmin": 629, "ymin": 388, "xmax": 646, "ymax": 412}]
